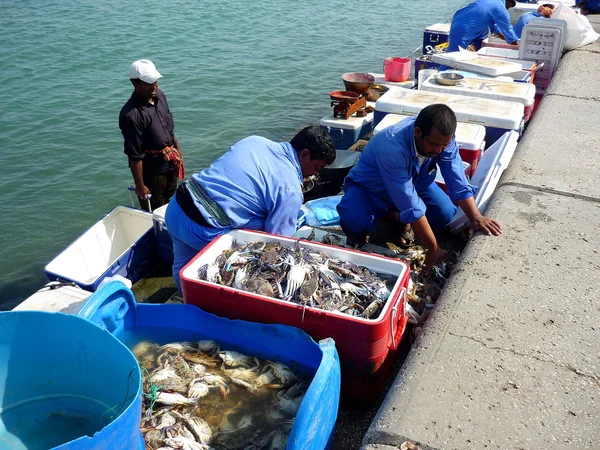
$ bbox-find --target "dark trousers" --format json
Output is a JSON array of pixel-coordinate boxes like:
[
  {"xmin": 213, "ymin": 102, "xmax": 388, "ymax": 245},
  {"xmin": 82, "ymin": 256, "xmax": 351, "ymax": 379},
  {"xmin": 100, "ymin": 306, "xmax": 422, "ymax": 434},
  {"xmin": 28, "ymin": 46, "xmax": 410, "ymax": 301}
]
[{"xmin": 138, "ymin": 170, "xmax": 177, "ymax": 211}]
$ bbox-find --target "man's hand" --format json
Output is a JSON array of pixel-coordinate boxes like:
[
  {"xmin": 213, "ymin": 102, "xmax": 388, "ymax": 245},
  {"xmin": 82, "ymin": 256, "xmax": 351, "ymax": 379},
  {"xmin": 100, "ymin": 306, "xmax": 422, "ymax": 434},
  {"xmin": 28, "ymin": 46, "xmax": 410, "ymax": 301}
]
[
  {"xmin": 468, "ymin": 215, "xmax": 502, "ymax": 238},
  {"xmin": 135, "ymin": 184, "xmax": 151, "ymax": 199},
  {"xmin": 423, "ymin": 246, "xmax": 446, "ymax": 276}
]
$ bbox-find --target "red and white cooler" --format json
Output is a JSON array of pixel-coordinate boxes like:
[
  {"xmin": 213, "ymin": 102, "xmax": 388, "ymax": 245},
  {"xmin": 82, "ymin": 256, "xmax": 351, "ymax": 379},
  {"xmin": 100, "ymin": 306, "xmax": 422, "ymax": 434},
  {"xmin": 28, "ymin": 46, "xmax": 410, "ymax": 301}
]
[{"xmin": 421, "ymin": 73, "xmax": 536, "ymax": 121}]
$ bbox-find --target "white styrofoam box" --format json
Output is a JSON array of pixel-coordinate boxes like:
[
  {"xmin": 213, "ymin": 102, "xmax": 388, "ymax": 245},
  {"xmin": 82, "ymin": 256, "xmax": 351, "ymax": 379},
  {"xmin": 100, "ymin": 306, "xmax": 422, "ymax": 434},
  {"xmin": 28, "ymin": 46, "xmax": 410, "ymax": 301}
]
[
  {"xmin": 477, "ymin": 47, "xmax": 521, "ymax": 59},
  {"xmin": 320, "ymin": 112, "xmax": 374, "ymax": 150},
  {"xmin": 431, "ymin": 52, "xmax": 523, "ymax": 76},
  {"xmin": 368, "ymin": 73, "xmax": 417, "ymax": 89},
  {"xmin": 13, "ymin": 283, "xmax": 91, "ymax": 314},
  {"xmin": 375, "ymin": 88, "xmax": 524, "ymax": 131},
  {"xmin": 153, "ymin": 204, "xmax": 173, "ymax": 262},
  {"xmin": 44, "ymin": 206, "xmax": 154, "ymax": 290},
  {"xmin": 449, "ymin": 131, "xmax": 519, "ymax": 233},
  {"xmin": 373, "ymin": 113, "xmax": 412, "ymax": 135},
  {"xmin": 422, "ymin": 74, "xmax": 535, "ymax": 120},
  {"xmin": 481, "ymin": 36, "xmax": 520, "ymax": 50},
  {"xmin": 508, "ymin": 2, "xmax": 540, "ymax": 23},
  {"xmin": 519, "ymin": 23, "xmax": 564, "ymax": 93}
]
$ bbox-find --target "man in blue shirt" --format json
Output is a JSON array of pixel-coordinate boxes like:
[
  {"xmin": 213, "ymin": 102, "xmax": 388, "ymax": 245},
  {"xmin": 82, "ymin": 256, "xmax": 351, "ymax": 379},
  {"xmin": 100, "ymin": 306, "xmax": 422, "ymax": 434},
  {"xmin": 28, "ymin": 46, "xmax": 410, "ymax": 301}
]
[
  {"xmin": 514, "ymin": 4, "xmax": 555, "ymax": 38},
  {"xmin": 447, "ymin": 0, "xmax": 519, "ymax": 52},
  {"xmin": 165, "ymin": 126, "xmax": 336, "ymax": 291},
  {"xmin": 337, "ymin": 104, "xmax": 502, "ymax": 273}
]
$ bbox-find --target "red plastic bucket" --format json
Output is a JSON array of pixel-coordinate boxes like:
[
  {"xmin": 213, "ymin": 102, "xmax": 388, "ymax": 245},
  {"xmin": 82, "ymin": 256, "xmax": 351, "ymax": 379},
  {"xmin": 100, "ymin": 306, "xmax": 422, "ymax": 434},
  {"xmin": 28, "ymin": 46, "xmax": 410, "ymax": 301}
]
[{"xmin": 384, "ymin": 57, "xmax": 411, "ymax": 82}]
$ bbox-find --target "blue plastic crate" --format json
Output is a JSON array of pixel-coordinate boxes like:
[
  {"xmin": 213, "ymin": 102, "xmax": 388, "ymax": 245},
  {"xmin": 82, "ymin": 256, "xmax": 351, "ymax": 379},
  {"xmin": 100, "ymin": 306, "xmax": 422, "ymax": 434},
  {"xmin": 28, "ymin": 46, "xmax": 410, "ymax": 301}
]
[{"xmin": 78, "ymin": 281, "xmax": 342, "ymax": 450}]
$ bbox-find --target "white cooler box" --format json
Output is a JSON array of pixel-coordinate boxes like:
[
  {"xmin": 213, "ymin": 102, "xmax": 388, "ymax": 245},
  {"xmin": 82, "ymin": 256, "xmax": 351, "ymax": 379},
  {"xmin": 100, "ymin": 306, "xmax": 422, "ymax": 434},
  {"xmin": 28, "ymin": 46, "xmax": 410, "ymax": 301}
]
[
  {"xmin": 44, "ymin": 206, "xmax": 156, "ymax": 291},
  {"xmin": 374, "ymin": 88, "xmax": 523, "ymax": 146},
  {"xmin": 320, "ymin": 111, "xmax": 374, "ymax": 150},
  {"xmin": 153, "ymin": 204, "xmax": 173, "ymax": 263},
  {"xmin": 431, "ymin": 52, "xmax": 523, "ymax": 77},
  {"xmin": 374, "ymin": 114, "xmax": 486, "ymax": 177},
  {"xmin": 421, "ymin": 73, "xmax": 536, "ymax": 121}
]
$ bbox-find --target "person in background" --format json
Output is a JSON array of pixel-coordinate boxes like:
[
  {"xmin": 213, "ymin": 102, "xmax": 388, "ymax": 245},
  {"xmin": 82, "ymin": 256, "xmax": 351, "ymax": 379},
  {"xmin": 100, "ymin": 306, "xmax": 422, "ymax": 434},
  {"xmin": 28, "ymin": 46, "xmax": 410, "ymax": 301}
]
[
  {"xmin": 165, "ymin": 126, "xmax": 336, "ymax": 292},
  {"xmin": 575, "ymin": 0, "xmax": 600, "ymax": 14},
  {"xmin": 337, "ymin": 104, "xmax": 502, "ymax": 275},
  {"xmin": 514, "ymin": 4, "xmax": 556, "ymax": 37},
  {"xmin": 119, "ymin": 59, "xmax": 184, "ymax": 211},
  {"xmin": 447, "ymin": 0, "xmax": 519, "ymax": 52}
]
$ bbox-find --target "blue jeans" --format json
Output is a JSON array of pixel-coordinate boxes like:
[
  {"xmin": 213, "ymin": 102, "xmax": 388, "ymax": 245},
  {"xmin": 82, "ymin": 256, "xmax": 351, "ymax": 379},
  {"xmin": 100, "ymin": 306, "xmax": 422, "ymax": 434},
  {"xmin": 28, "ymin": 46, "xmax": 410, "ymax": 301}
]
[
  {"xmin": 337, "ymin": 181, "xmax": 457, "ymax": 240},
  {"xmin": 164, "ymin": 196, "xmax": 229, "ymax": 292}
]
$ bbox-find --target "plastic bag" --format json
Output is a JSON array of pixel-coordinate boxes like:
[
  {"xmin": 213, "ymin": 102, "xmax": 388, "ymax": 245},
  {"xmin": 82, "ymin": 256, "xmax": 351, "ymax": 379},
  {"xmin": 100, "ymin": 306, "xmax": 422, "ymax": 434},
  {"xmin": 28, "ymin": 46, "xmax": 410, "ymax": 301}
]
[
  {"xmin": 300, "ymin": 195, "xmax": 343, "ymax": 227},
  {"xmin": 554, "ymin": 3, "xmax": 599, "ymax": 50}
]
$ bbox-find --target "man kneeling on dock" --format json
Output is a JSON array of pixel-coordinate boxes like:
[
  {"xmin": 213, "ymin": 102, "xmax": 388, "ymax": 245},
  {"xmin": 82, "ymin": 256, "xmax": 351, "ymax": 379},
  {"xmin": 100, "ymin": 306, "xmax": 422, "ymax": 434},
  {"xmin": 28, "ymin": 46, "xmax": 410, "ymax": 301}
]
[
  {"xmin": 165, "ymin": 126, "xmax": 336, "ymax": 292},
  {"xmin": 337, "ymin": 104, "xmax": 502, "ymax": 274}
]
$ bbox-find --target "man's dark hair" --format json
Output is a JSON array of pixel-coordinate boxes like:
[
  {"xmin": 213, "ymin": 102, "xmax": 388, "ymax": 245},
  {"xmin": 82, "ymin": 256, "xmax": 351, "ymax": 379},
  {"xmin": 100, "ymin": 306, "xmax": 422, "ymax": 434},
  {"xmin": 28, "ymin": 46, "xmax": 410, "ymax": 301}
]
[
  {"xmin": 505, "ymin": 0, "xmax": 516, "ymax": 9},
  {"xmin": 414, "ymin": 104, "xmax": 457, "ymax": 137},
  {"xmin": 290, "ymin": 126, "xmax": 336, "ymax": 165}
]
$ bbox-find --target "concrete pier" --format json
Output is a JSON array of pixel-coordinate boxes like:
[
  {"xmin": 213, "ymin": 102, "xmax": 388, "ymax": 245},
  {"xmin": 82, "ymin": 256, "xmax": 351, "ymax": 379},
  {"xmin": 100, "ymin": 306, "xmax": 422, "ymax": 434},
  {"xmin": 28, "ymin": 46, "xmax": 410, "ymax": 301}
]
[{"xmin": 362, "ymin": 17, "xmax": 600, "ymax": 450}]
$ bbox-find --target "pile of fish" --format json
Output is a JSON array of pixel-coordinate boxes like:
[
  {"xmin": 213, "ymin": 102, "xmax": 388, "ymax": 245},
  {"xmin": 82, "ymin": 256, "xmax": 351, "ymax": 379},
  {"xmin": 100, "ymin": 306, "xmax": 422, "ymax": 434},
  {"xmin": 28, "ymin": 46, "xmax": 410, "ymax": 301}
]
[
  {"xmin": 134, "ymin": 339, "xmax": 308, "ymax": 450},
  {"xmin": 197, "ymin": 240, "xmax": 397, "ymax": 320}
]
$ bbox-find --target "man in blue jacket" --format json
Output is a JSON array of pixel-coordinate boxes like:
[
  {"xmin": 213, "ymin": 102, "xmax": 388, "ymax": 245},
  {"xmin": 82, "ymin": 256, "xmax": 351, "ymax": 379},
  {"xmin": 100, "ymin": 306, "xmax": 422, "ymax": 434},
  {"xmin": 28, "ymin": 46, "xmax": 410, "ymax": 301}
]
[
  {"xmin": 337, "ymin": 104, "xmax": 502, "ymax": 273},
  {"xmin": 165, "ymin": 126, "xmax": 336, "ymax": 291},
  {"xmin": 447, "ymin": 0, "xmax": 519, "ymax": 52}
]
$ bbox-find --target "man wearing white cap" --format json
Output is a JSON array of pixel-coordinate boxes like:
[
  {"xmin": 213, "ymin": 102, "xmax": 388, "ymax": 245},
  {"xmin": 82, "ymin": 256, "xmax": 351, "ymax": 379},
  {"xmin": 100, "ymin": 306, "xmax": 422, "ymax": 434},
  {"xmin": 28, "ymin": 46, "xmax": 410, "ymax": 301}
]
[{"xmin": 119, "ymin": 59, "xmax": 185, "ymax": 211}]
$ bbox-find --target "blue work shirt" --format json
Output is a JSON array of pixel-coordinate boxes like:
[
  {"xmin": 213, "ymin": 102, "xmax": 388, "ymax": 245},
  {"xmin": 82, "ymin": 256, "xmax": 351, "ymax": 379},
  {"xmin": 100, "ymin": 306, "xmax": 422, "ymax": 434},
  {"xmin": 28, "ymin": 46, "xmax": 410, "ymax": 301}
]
[
  {"xmin": 447, "ymin": 0, "xmax": 519, "ymax": 52},
  {"xmin": 343, "ymin": 117, "xmax": 475, "ymax": 224},
  {"xmin": 190, "ymin": 136, "xmax": 303, "ymax": 236},
  {"xmin": 514, "ymin": 11, "xmax": 543, "ymax": 37}
]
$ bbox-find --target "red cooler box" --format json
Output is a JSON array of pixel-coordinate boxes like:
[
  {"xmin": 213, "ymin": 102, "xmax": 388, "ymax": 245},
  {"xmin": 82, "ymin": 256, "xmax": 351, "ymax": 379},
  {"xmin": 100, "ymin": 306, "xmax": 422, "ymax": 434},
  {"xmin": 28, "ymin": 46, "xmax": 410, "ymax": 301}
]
[{"xmin": 180, "ymin": 229, "xmax": 410, "ymax": 404}]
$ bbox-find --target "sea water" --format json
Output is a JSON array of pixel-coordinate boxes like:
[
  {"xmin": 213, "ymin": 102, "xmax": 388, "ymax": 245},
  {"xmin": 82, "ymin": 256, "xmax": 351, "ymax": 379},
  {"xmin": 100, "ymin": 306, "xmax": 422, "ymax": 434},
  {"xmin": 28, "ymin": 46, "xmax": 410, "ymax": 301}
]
[{"xmin": 0, "ymin": 0, "xmax": 466, "ymax": 308}]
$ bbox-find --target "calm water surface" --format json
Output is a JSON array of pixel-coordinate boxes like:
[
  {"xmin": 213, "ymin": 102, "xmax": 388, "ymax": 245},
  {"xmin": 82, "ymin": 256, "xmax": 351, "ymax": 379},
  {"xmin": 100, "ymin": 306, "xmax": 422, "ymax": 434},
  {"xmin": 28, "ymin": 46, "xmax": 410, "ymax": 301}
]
[{"xmin": 0, "ymin": 0, "xmax": 464, "ymax": 308}]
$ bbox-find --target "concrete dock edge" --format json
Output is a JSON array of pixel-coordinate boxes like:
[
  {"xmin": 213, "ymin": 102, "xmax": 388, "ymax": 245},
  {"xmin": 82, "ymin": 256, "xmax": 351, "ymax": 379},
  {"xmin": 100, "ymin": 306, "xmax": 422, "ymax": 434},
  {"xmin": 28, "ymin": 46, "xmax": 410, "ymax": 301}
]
[{"xmin": 361, "ymin": 17, "xmax": 600, "ymax": 450}]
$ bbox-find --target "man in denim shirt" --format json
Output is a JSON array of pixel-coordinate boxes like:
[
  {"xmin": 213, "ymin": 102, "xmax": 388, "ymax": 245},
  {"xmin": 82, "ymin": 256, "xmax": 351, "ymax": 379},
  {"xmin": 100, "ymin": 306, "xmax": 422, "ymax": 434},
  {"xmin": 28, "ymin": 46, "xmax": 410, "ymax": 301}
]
[{"xmin": 337, "ymin": 104, "xmax": 502, "ymax": 273}]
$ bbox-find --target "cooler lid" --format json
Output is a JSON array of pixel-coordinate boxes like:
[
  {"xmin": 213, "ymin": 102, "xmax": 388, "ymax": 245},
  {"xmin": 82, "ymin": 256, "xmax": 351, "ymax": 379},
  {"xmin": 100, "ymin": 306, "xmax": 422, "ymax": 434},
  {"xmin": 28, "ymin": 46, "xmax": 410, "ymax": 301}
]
[
  {"xmin": 153, "ymin": 203, "xmax": 168, "ymax": 222},
  {"xmin": 320, "ymin": 112, "xmax": 374, "ymax": 130},
  {"xmin": 448, "ymin": 130, "xmax": 519, "ymax": 233},
  {"xmin": 424, "ymin": 23, "xmax": 451, "ymax": 33},
  {"xmin": 375, "ymin": 89, "xmax": 524, "ymax": 129},
  {"xmin": 373, "ymin": 113, "xmax": 412, "ymax": 135},
  {"xmin": 431, "ymin": 52, "xmax": 523, "ymax": 76},
  {"xmin": 422, "ymin": 74, "xmax": 535, "ymax": 105},
  {"xmin": 455, "ymin": 122, "xmax": 486, "ymax": 150},
  {"xmin": 435, "ymin": 161, "xmax": 471, "ymax": 185},
  {"xmin": 477, "ymin": 47, "xmax": 520, "ymax": 59}
]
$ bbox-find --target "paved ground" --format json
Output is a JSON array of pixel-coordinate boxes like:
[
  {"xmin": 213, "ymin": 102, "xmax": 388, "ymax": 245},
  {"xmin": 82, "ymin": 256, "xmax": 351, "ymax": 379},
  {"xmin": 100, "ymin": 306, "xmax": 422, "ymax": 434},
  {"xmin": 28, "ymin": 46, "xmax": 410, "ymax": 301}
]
[{"xmin": 361, "ymin": 17, "xmax": 600, "ymax": 450}]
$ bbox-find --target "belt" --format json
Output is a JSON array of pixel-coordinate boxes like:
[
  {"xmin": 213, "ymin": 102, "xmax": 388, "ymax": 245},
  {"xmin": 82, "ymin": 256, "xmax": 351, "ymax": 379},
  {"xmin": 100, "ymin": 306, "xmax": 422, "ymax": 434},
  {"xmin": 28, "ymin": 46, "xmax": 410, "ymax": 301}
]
[{"xmin": 176, "ymin": 181, "xmax": 231, "ymax": 228}]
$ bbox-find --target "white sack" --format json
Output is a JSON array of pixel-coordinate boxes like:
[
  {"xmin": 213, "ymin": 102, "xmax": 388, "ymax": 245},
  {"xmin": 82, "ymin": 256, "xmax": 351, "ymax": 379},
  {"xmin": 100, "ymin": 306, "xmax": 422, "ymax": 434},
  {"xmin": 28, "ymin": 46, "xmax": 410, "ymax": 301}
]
[{"xmin": 554, "ymin": 3, "xmax": 600, "ymax": 50}]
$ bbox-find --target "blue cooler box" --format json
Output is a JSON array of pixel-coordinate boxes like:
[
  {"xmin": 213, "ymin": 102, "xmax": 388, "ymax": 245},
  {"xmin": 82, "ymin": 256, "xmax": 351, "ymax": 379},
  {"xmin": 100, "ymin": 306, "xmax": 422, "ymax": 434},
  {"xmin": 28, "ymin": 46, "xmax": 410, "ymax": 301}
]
[
  {"xmin": 152, "ymin": 204, "xmax": 173, "ymax": 263},
  {"xmin": 78, "ymin": 281, "xmax": 342, "ymax": 450},
  {"xmin": 423, "ymin": 23, "xmax": 451, "ymax": 54},
  {"xmin": 44, "ymin": 206, "xmax": 157, "ymax": 291},
  {"xmin": 320, "ymin": 111, "xmax": 374, "ymax": 150},
  {"xmin": 374, "ymin": 88, "xmax": 524, "ymax": 146}
]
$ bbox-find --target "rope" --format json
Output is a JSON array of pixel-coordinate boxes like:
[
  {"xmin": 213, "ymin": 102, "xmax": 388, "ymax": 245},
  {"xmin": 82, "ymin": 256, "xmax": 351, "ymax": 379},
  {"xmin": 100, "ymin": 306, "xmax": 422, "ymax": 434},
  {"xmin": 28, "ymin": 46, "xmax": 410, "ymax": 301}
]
[
  {"xmin": 101, "ymin": 368, "xmax": 139, "ymax": 420},
  {"xmin": 140, "ymin": 366, "xmax": 162, "ymax": 416}
]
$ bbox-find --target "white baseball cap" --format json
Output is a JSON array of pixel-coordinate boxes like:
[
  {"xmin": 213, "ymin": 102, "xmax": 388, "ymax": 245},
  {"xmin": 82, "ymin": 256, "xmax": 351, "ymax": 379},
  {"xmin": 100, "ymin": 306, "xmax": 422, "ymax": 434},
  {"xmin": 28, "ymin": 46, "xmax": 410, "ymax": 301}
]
[{"xmin": 129, "ymin": 59, "xmax": 163, "ymax": 83}]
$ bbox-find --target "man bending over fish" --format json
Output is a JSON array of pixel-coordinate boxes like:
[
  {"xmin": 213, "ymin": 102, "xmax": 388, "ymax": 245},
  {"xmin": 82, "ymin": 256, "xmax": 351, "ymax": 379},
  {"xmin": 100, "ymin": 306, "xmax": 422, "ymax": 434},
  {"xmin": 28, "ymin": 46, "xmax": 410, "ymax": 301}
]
[
  {"xmin": 165, "ymin": 126, "xmax": 336, "ymax": 291},
  {"xmin": 337, "ymin": 104, "xmax": 502, "ymax": 274}
]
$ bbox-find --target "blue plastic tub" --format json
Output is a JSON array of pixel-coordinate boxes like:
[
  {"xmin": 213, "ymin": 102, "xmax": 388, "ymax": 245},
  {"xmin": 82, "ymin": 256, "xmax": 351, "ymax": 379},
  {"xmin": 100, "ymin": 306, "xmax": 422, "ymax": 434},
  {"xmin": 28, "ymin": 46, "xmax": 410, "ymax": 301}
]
[
  {"xmin": 78, "ymin": 281, "xmax": 342, "ymax": 450},
  {"xmin": 0, "ymin": 311, "xmax": 143, "ymax": 450}
]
